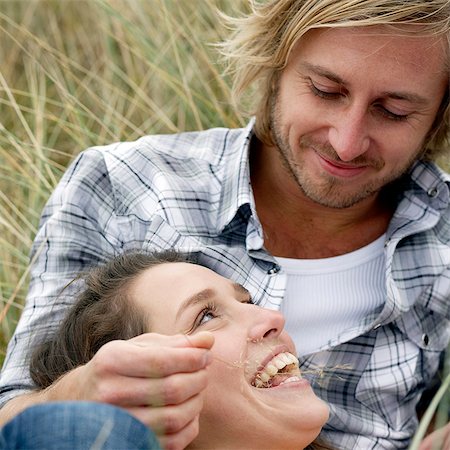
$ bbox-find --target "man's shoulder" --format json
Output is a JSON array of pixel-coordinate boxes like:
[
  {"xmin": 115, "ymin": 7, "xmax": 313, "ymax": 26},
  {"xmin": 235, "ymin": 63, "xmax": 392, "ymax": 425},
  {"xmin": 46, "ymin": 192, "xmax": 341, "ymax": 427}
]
[
  {"xmin": 63, "ymin": 124, "xmax": 253, "ymax": 220},
  {"xmin": 98, "ymin": 125, "xmax": 249, "ymax": 169}
]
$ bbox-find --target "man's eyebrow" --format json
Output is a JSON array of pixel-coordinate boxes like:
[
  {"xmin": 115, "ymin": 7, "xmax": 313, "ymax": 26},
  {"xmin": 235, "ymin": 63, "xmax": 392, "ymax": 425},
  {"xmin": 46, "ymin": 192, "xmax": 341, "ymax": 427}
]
[
  {"xmin": 379, "ymin": 91, "xmax": 429, "ymax": 106},
  {"xmin": 299, "ymin": 62, "xmax": 345, "ymax": 85},
  {"xmin": 300, "ymin": 62, "xmax": 430, "ymax": 105},
  {"xmin": 176, "ymin": 288, "xmax": 216, "ymax": 321}
]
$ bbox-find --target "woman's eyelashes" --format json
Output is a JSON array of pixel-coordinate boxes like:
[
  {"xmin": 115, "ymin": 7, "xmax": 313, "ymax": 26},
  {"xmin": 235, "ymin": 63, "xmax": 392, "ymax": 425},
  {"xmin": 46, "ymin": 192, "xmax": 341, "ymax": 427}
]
[
  {"xmin": 308, "ymin": 78, "xmax": 410, "ymax": 122},
  {"xmin": 184, "ymin": 301, "xmax": 220, "ymax": 334},
  {"xmin": 188, "ymin": 295, "xmax": 255, "ymax": 333},
  {"xmin": 196, "ymin": 302, "xmax": 220, "ymax": 328}
]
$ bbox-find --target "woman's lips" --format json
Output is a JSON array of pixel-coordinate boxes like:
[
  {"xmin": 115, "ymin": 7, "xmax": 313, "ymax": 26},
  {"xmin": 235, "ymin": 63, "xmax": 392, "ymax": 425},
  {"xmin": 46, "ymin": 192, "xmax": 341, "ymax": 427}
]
[
  {"xmin": 253, "ymin": 345, "xmax": 293, "ymax": 376},
  {"xmin": 252, "ymin": 351, "xmax": 301, "ymax": 388}
]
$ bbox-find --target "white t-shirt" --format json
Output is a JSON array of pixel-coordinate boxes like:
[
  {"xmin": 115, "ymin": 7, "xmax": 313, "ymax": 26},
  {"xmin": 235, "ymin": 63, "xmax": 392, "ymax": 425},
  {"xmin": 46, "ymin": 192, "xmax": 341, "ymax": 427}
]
[{"xmin": 275, "ymin": 234, "xmax": 386, "ymax": 356}]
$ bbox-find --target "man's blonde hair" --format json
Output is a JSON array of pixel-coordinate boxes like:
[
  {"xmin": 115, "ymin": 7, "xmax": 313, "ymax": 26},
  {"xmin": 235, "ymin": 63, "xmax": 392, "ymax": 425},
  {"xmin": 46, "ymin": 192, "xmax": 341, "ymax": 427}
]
[{"xmin": 221, "ymin": 0, "xmax": 450, "ymax": 160}]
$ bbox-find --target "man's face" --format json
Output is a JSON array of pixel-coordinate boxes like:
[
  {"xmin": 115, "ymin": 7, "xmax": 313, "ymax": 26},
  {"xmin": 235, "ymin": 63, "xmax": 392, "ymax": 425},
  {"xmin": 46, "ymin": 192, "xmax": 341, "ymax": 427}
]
[{"xmin": 268, "ymin": 26, "xmax": 448, "ymax": 208}]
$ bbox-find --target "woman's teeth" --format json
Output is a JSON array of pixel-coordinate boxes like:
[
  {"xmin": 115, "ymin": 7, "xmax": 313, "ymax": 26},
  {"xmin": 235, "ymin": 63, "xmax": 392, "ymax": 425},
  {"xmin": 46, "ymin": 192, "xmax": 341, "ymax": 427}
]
[{"xmin": 253, "ymin": 352, "xmax": 301, "ymax": 388}]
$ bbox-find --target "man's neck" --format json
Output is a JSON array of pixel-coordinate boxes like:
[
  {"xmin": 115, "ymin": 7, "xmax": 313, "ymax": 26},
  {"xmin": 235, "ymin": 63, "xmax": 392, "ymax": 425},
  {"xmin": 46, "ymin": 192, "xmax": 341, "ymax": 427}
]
[
  {"xmin": 250, "ymin": 142, "xmax": 395, "ymax": 259},
  {"xmin": 257, "ymin": 200, "xmax": 392, "ymax": 258}
]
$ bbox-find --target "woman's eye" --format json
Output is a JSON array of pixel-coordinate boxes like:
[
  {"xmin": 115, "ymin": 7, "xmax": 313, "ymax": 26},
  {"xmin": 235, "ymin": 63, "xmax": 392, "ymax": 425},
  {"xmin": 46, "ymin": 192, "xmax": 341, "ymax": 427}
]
[
  {"xmin": 193, "ymin": 302, "xmax": 219, "ymax": 330},
  {"xmin": 185, "ymin": 303, "xmax": 220, "ymax": 334},
  {"xmin": 198, "ymin": 310, "xmax": 216, "ymax": 326}
]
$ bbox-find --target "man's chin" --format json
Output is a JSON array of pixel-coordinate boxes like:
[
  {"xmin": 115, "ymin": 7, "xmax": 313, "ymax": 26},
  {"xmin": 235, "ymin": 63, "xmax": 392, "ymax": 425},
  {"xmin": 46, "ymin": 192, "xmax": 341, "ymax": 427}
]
[{"xmin": 298, "ymin": 181, "xmax": 379, "ymax": 209}]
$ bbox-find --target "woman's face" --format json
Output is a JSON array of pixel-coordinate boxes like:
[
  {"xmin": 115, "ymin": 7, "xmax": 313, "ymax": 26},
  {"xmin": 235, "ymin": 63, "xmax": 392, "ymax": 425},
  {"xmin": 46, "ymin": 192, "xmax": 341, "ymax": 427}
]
[{"xmin": 131, "ymin": 262, "xmax": 329, "ymax": 449}]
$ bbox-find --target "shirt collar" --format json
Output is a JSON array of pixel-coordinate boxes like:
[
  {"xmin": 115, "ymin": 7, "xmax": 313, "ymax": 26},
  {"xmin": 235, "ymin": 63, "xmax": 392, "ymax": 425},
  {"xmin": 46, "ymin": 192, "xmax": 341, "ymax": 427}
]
[
  {"xmin": 406, "ymin": 160, "xmax": 450, "ymax": 214},
  {"xmin": 215, "ymin": 118, "xmax": 256, "ymax": 232},
  {"xmin": 410, "ymin": 159, "xmax": 450, "ymax": 195},
  {"xmin": 214, "ymin": 136, "xmax": 450, "ymax": 235}
]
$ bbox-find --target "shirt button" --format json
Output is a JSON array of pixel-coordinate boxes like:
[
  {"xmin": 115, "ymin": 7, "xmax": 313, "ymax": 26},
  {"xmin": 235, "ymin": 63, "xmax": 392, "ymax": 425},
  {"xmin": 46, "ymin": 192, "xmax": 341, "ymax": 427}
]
[
  {"xmin": 427, "ymin": 187, "xmax": 438, "ymax": 198},
  {"xmin": 422, "ymin": 334, "xmax": 429, "ymax": 346},
  {"xmin": 267, "ymin": 266, "xmax": 280, "ymax": 275}
]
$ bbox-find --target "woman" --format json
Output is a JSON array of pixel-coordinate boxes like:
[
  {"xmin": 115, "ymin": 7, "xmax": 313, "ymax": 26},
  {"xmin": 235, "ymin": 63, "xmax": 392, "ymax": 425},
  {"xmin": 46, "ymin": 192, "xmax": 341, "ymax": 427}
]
[{"xmin": 29, "ymin": 250, "xmax": 329, "ymax": 449}]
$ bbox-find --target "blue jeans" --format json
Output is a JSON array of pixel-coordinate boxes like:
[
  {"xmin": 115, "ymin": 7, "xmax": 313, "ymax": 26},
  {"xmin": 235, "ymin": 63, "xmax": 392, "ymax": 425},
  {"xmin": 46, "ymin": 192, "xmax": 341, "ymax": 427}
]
[{"xmin": 0, "ymin": 401, "xmax": 161, "ymax": 449}]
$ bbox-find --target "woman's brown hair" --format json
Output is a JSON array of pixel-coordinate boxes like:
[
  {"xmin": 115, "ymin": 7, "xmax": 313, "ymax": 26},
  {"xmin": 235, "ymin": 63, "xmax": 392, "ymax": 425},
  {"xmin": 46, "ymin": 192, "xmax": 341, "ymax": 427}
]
[{"xmin": 29, "ymin": 250, "xmax": 192, "ymax": 389}]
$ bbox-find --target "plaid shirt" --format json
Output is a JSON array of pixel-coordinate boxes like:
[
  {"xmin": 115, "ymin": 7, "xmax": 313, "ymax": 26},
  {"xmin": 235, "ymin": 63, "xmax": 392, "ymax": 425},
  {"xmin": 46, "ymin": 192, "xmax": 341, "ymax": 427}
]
[{"xmin": 1, "ymin": 120, "xmax": 449, "ymax": 449}]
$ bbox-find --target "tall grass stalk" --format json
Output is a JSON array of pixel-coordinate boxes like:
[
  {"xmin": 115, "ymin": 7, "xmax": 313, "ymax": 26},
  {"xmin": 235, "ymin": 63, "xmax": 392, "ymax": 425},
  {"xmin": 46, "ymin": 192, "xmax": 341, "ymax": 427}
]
[
  {"xmin": 0, "ymin": 0, "xmax": 447, "ymax": 444},
  {"xmin": 410, "ymin": 367, "xmax": 450, "ymax": 450},
  {"xmin": 0, "ymin": 0, "xmax": 246, "ymax": 354}
]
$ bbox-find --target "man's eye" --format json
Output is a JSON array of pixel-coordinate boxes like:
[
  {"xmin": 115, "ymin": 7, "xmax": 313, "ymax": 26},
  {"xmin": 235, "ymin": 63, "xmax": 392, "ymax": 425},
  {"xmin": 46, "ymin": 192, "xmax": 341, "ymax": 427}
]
[
  {"xmin": 310, "ymin": 80, "xmax": 342, "ymax": 100},
  {"xmin": 375, "ymin": 105, "xmax": 410, "ymax": 122}
]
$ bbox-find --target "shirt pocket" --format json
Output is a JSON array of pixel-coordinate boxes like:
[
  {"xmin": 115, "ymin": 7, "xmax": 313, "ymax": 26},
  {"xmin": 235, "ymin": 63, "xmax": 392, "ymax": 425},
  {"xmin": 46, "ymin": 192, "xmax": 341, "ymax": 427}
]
[{"xmin": 396, "ymin": 305, "xmax": 450, "ymax": 353}]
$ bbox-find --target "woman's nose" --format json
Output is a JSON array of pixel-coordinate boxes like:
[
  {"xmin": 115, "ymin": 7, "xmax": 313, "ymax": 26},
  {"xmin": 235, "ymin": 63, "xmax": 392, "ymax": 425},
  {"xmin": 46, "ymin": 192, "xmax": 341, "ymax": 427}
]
[
  {"xmin": 248, "ymin": 308, "xmax": 285, "ymax": 342},
  {"xmin": 328, "ymin": 104, "xmax": 370, "ymax": 161}
]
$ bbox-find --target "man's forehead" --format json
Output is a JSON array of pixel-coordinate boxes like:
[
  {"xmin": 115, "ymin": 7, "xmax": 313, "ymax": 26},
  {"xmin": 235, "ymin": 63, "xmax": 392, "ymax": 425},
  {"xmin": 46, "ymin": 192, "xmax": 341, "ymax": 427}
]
[{"xmin": 291, "ymin": 26, "xmax": 448, "ymax": 74}]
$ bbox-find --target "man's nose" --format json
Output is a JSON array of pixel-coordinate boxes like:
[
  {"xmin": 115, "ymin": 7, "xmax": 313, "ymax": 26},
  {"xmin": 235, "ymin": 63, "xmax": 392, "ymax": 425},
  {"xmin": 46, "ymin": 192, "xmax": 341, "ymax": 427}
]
[
  {"xmin": 247, "ymin": 308, "xmax": 285, "ymax": 343},
  {"xmin": 328, "ymin": 104, "xmax": 371, "ymax": 161}
]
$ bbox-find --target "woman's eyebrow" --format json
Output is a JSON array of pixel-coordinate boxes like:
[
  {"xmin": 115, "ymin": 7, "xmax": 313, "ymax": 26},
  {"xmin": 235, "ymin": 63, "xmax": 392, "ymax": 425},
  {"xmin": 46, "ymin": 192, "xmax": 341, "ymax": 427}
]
[
  {"xmin": 176, "ymin": 284, "xmax": 250, "ymax": 320},
  {"xmin": 176, "ymin": 288, "xmax": 215, "ymax": 321},
  {"xmin": 233, "ymin": 283, "xmax": 251, "ymax": 300}
]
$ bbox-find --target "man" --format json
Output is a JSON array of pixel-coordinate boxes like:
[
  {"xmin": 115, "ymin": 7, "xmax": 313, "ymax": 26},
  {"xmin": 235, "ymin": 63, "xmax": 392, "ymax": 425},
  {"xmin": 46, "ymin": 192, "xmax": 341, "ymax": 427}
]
[{"xmin": 0, "ymin": 0, "xmax": 449, "ymax": 449}]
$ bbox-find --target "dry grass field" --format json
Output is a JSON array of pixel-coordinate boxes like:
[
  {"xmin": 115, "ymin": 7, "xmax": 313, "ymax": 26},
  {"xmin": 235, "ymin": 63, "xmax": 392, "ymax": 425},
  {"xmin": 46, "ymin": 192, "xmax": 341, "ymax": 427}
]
[
  {"xmin": 0, "ymin": 1, "xmax": 447, "ymax": 447},
  {"xmin": 0, "ymin": 0, "xmax": 245, "ymax": 350}
]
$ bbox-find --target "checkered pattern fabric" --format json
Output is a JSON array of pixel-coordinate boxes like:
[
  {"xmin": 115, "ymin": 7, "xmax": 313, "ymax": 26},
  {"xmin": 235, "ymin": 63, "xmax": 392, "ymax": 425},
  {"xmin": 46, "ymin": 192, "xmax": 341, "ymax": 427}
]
[{"xmin": 1, "ymin": 120, "xmax": 449, "ymax": 449}]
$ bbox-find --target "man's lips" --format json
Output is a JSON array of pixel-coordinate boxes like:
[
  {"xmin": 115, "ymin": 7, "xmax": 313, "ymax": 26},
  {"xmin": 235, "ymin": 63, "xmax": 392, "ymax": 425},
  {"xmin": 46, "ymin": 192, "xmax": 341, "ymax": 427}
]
[{"xmin": 316, "ymin": 153, "xmax": 368, "ymax": 178}]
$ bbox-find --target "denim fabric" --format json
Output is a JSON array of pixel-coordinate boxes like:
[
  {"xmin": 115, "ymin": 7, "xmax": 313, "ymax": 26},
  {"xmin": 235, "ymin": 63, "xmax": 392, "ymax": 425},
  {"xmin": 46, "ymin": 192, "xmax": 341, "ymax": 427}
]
[{"xmin": 0, "ymin": 401, "xmax": 161, "ymax": 449}]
